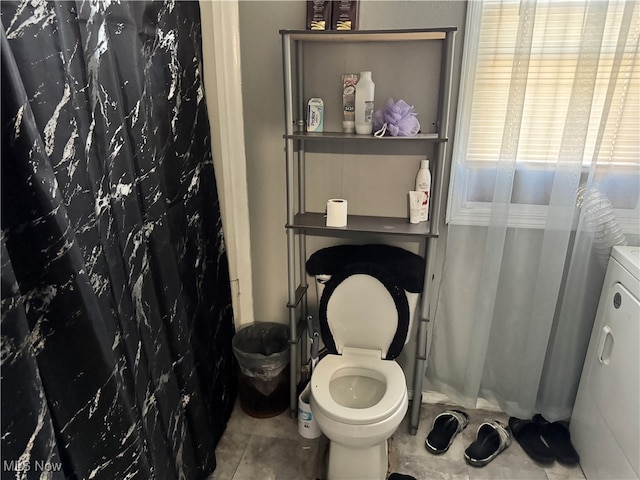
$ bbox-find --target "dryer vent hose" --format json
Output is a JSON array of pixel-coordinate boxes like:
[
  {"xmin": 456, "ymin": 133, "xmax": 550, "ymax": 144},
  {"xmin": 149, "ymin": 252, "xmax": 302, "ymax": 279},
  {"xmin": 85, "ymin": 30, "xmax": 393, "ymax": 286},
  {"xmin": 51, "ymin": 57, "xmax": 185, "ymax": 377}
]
[{"xmin": 576, "ymin": 184, "xmax": 627, "ymax": 267}]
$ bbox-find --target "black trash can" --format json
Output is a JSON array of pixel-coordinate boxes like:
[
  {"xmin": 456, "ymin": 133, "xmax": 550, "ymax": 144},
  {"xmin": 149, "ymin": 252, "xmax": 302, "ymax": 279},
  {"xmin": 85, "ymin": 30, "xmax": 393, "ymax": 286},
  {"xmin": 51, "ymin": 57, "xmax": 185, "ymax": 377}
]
[{"xmin": 232, "ymin": 322, "xmax": 290, "ymax": 418}]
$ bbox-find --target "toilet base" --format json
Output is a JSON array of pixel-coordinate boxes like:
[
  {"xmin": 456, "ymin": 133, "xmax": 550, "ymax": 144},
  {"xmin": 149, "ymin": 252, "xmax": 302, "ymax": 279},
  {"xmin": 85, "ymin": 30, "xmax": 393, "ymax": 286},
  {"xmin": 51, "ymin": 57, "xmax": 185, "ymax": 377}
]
[{"xmin": 327, "ymin": 439, "xmax": 388, "ymax": 480}]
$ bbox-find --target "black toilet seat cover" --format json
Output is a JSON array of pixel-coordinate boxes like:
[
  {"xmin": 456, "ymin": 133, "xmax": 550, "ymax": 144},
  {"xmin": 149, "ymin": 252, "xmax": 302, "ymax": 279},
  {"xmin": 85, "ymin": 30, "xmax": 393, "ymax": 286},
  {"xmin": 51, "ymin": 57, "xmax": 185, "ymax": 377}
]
[{"xmin": 318, "ymin": 262, "xmax": 410, "ymax": 360}]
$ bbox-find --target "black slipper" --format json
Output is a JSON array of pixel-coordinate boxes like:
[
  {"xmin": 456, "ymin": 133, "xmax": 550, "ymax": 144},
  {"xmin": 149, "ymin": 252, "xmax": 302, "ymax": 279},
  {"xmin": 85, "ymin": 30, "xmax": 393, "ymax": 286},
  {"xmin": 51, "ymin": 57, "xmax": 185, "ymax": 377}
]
[
  {"xmin": 533, "ymin": 414, "xmax": 580, "ymax": 466},
  {"xmin": 388, "ymin": 474, "xmax": 416, "ymax": 480},
  {"xmin": 425, "ymin": 409, "xmax": 469, "ymax": 454},
  {"xmin": 509, "ymin": 417, "xmax": 554, "ymax": 464},
  {"xmin": 464, "ymin": 420, "xmax": 512, "ymax": 467}
]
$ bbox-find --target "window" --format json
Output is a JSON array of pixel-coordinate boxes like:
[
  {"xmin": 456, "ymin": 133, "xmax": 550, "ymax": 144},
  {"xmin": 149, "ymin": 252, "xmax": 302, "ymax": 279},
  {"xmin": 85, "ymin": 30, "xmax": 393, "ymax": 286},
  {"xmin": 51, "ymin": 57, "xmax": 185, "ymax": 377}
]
[{"xmin": 447, "ymin": 0, "xmax": 639, "ymax": 230}]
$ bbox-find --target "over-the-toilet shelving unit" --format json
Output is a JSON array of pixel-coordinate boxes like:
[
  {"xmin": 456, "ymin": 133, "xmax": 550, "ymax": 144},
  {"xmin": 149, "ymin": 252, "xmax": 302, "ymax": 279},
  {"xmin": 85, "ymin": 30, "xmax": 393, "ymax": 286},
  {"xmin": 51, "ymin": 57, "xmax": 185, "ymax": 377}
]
[{"xmin": 280, "ymin": 27, "xmax": 456, "ymax": 435}]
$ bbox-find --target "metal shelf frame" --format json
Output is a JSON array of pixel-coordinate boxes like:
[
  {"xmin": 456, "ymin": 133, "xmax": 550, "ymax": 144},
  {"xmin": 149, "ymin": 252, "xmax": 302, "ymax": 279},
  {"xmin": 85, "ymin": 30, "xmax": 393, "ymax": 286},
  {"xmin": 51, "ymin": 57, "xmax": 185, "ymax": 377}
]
[{"xmin": 280, "ymin": 28, "xmax": 456, "ymax": 435}]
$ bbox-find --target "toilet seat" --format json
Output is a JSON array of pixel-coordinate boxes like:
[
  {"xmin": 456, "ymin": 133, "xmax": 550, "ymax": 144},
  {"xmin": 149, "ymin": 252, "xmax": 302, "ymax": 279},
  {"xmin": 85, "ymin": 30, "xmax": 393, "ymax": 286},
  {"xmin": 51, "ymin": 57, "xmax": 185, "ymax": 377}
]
[{"xmin": 311, "ymin": 348, "xmax": 407, "ymax": 426}]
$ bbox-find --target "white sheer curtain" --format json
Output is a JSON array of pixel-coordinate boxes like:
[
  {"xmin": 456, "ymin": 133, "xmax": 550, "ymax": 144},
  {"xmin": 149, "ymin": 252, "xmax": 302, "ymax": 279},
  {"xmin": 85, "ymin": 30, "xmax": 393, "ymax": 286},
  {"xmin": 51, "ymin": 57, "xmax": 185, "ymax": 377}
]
[{"xmin": 426, "ymin": 0, "xmax": 639, "ymax": 421}]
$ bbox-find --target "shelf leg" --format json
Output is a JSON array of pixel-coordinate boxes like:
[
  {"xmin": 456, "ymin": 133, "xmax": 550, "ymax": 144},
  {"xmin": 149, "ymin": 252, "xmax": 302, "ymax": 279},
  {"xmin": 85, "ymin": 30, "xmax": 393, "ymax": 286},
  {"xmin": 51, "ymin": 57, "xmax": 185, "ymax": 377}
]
[
  {"xmin": 410, "ymin": 317, "xmax": 428, "ymax": 435},
  {"xmin": 287, "ymin": 230, "xmax": 298, "ymax": 416},
  {"xmin": 410, "ymin": 236, "xmax": 437, "ymax": 434}
]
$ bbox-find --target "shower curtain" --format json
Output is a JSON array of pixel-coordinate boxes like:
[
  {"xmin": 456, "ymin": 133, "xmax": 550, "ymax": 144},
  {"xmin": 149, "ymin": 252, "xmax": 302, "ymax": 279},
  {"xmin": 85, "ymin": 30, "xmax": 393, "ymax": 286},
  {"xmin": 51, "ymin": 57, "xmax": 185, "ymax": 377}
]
[{"xmin": 1, "ymin": 1, "xmax": 236, "ymax": 479}]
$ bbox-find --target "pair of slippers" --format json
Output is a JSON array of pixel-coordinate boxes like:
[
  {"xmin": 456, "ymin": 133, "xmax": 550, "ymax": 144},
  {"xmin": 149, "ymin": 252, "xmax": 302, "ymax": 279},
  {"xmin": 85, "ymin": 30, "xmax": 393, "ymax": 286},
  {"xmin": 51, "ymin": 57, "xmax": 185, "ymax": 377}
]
[
  {"xmin": 425, "ymin": 410, "xmax": 512, "ymax": 467},
  {"xmin": 509, "ymin": 415, "xmax": 580, "ymax": 466}
]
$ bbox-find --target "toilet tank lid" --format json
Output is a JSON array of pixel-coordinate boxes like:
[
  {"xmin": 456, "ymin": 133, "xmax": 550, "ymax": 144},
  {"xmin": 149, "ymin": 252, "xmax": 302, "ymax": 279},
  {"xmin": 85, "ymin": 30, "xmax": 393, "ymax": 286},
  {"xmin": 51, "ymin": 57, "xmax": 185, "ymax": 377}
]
[{"xmin": 306, "ymin": 244, "xmax": 426, "ymax": 293}]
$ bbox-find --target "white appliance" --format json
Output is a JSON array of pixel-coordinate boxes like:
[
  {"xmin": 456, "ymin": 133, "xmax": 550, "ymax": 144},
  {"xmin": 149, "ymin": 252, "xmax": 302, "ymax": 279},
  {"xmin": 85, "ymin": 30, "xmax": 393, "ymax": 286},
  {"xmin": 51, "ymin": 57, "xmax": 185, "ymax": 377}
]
[{"xmin": 571, "ymin": 246, "xmax": 640, "ymax": 480}]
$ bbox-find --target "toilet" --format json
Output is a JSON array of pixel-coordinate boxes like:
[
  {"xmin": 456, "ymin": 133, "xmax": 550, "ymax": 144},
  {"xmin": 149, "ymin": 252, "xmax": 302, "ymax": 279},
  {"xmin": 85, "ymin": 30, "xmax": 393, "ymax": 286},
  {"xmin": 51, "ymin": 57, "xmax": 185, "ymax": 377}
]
[{"xmin": 310, "ymin": 262, "xmax": 416, "ymax": 480}]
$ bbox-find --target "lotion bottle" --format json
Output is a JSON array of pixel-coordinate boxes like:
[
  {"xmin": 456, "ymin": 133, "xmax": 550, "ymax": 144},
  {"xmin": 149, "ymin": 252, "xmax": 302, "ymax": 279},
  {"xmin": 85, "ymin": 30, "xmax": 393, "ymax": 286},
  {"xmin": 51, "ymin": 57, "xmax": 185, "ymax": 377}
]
[
  {"xmin": 355, "ymin": 71, "xmax": 375, "ymax": 134},
  {"xmin": 415, "ymin": 159, "xmax": 431, "ymax": 221}
]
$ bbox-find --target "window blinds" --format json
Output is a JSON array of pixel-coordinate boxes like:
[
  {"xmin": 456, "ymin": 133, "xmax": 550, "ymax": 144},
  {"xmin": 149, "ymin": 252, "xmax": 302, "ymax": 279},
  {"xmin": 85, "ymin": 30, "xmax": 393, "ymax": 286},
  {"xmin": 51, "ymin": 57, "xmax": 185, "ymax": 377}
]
[{"xmin": 467, "ymin": 0, "xmax": 639, "ymax": 167}]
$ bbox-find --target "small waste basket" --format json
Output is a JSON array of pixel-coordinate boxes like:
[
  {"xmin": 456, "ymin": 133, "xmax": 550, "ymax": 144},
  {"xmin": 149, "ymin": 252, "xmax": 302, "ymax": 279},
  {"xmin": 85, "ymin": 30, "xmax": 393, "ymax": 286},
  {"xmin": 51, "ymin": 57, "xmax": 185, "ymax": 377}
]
[{"xmin": 232, "ymin": 322, "xmax": 290, "ymax": 418}]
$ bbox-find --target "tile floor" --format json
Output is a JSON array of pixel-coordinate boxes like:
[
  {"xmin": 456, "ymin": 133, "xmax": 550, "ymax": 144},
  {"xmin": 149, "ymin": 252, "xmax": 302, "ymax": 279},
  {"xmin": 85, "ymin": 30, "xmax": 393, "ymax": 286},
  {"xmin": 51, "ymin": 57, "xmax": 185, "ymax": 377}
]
[{"xmin": 208, "ymin": 399, "xmax": 587, "ymax": 480}]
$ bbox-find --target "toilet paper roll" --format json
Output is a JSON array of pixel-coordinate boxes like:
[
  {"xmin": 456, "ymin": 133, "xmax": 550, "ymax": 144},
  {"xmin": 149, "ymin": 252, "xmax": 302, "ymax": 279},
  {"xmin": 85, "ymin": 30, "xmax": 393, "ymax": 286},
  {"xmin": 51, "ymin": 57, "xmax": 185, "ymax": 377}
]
[{"xmin": 326, "ymin": 199, "xmax": 348, "ymax": 227}]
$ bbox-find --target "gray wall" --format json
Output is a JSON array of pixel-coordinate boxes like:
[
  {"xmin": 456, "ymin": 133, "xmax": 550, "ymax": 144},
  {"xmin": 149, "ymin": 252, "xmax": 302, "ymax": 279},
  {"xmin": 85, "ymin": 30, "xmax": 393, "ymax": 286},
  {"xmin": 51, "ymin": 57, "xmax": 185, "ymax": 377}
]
[{"xmin": 238, "ymin": 1, "xmax": 467, "ymax": 384}]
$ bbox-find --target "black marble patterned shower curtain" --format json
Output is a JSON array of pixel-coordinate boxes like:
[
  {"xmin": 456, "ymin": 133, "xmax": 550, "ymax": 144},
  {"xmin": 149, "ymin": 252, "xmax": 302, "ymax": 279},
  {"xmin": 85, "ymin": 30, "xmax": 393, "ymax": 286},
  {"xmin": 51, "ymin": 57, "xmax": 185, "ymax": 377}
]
[{"xmin": 1, "ymin": 1, "xmax": 236, "ymax": 479}]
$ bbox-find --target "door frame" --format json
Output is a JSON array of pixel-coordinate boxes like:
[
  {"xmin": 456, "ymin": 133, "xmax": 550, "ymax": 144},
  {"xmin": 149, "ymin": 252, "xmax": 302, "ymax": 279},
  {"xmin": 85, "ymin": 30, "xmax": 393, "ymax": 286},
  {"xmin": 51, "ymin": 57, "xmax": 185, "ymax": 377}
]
[{"xmin": 199, "ymin": 0, "xmax": 254, "ymax": 327}]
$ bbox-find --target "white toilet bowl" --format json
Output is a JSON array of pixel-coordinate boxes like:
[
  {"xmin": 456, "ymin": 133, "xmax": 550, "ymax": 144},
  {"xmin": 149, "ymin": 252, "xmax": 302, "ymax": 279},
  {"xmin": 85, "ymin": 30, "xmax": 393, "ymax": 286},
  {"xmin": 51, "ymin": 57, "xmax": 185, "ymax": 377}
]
[
  {"xmin": 311, "ymin": 347, "xmax": 408, "ymax": 479},
  {"xmin": 308, "ymin": 261, "xmax": 417, "ymax": 480}
]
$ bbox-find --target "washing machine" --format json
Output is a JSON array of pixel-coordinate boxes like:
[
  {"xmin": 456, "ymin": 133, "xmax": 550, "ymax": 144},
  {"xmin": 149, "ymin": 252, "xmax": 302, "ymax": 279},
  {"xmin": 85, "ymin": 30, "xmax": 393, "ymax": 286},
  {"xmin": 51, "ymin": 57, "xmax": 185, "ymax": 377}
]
[{"xmin": 571, "ymin": 246, "xmax": 640, "ymax": 480}]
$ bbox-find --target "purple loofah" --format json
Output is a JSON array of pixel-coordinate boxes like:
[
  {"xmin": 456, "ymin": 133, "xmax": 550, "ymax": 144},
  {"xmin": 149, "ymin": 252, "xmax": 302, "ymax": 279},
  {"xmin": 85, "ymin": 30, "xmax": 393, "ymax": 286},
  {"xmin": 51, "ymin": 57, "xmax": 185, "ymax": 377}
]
[{"xmin": 373, "ymin": 99, "xmax": 420, "ymax": 137}]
